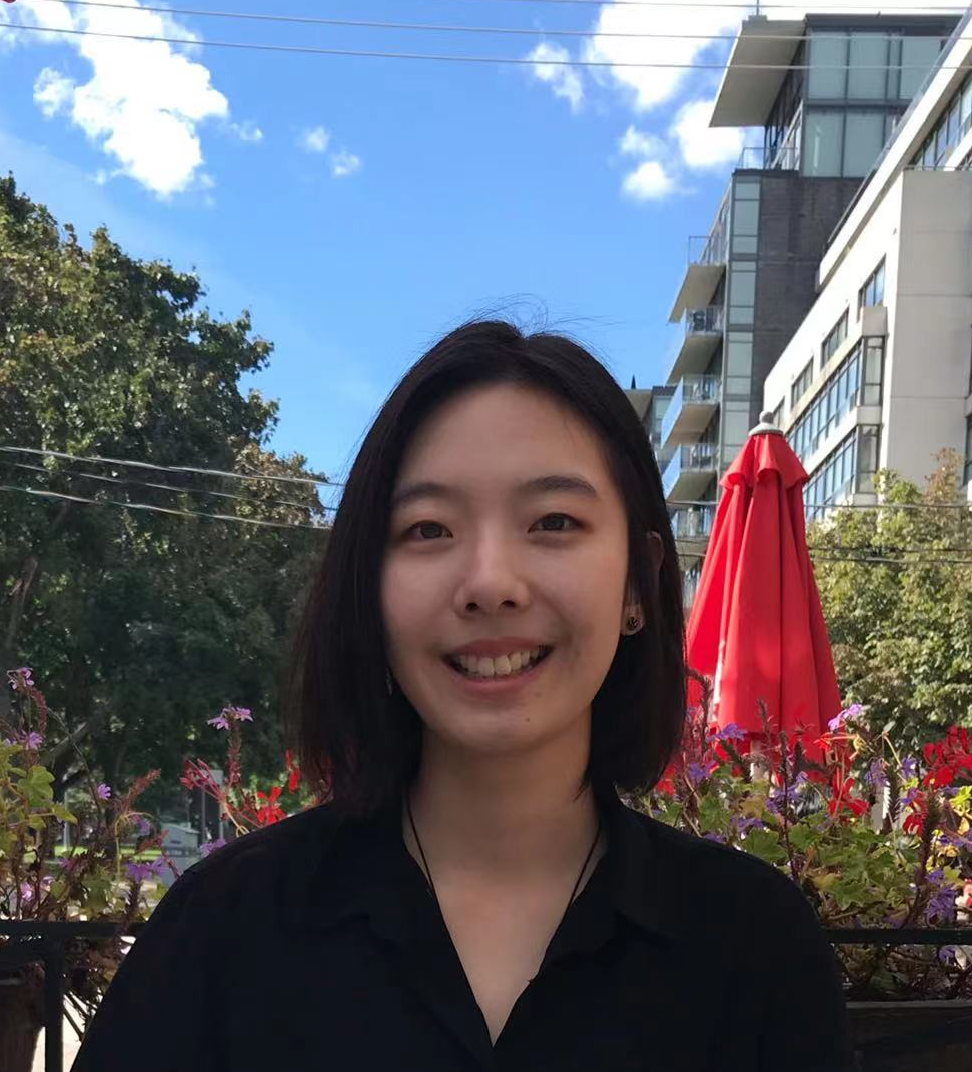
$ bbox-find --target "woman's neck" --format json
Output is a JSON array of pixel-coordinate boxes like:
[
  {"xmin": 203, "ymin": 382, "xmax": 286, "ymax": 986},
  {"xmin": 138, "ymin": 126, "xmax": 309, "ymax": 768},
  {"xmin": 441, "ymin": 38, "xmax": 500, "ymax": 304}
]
[{"xmin": 402, "ymin": 732, "xmax": 603, "ymax": 888}]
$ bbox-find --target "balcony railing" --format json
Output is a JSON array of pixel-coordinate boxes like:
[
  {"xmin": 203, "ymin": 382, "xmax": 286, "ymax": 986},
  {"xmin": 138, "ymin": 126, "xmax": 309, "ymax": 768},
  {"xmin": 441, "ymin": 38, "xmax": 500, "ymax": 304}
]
[
  {"xmin": 670, "ymin": 503, "xmax": 715, "ymax": 541},
  {"xmin": 683, "ymin": 305, "xmax": 724, "ymax": 338},
  {"xmin": 661, "ymin": 374, "xmax": 721, "ymax": 447},
  {"xmin": 662, "ymin": 441, "xmax": 718, "ymax": 499},
  {"xmin": 737, "ymin": 145, "xmax": 800, "ymax": 171}
]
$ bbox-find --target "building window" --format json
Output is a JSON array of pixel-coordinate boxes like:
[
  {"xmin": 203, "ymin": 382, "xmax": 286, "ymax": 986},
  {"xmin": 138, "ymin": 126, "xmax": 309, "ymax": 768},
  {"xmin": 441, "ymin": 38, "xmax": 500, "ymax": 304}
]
[
  {"xmin": 788, "ymin": 340, "xmax": 885, "ymax": 462},
  {"xmin": 770, "ymin": 399, "xmax": 785, "ymax": 429},
  {"xmin": 791, "ymin": 360, "xmax": 814, "ymax": 408},
  {"xmin": 821, "ymin": 311, "xmax": 849, "ymax": 368},
  {"xmin": 730, "ymin": 178, "xmax": 760, "ymax": 256},
  {"xmin": 911, "ymin": 71, "xmax": 972, "ymax": 170},
  {"xmin": 805, "ymin": 425, "xmax": 882, "ymax": 523},
  {"xmin": 727, "ymin": 263, "xmax": 757, "ymax": 326},
  {"xmin": 858, "ymin": 259, "xmax": 886, "ymax": 317}
]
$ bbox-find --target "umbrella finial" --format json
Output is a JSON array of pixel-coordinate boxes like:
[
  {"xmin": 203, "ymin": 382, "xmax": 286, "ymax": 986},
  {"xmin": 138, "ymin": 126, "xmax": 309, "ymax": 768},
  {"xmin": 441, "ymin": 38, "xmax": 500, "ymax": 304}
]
[{"xmin": 749, "ymin": 410, "xmax": 784, "ymax": 437}]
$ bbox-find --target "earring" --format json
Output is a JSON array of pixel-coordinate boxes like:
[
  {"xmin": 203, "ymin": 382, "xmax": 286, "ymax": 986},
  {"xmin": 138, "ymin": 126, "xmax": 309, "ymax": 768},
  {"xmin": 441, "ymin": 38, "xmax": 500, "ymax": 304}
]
[
  {"xmin": 623, "ymin": 613, "xmax": 644, "ymax": 636},
  {"xmin": 385, "ymin": 668, "xmax": 394, "ymax": 696}
]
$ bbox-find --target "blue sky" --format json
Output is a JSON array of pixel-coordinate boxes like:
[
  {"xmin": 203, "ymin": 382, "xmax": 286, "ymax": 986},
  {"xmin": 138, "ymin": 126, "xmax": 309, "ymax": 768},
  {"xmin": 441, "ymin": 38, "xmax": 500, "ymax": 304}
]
[{"xmin": 0, "ymin": 0, "xmax": 791, "ymax": 485}]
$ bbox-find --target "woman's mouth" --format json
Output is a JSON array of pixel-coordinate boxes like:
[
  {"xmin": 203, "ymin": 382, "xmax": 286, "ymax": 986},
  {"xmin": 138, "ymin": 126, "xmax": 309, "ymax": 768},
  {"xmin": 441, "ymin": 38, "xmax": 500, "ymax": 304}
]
[{"xmin": 444, "ymin": 646, "xmax": 553, "ymax": 680}]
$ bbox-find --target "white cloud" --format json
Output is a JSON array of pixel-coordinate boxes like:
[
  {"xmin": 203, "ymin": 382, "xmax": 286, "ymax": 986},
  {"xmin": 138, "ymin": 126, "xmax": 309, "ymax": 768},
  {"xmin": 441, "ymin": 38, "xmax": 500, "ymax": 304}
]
[
  {"xmin": 619, "ymin": 125, "xmax": 665, "ymax": 159},
  {"xmin": 330, "ymin": 150, "xmax": 361, "ymax": 178},
  {"xmin": 230, "ymin": 120, "xmax": 263, "ymax": 144},
  {"xmin": 300, "ymin": 126, "xmax": 331, "ymax": 154},
  {"xmin": 671, "ymin": 97, "xmax": 744, "ymax": 169},
  {"xmin": 528, "ymin": 42, "xmax": 584, "ymax": 112},
  {"xmin": 13, "ymin": 0, "xmax": 229, "ymax": 198},
  {"xmin": 34, "ymin": 68, "xmax": 73, "ymax": 118},
  {"xmin": 622, "ymin": 160, "xmax": 675, "ymax": 201}
]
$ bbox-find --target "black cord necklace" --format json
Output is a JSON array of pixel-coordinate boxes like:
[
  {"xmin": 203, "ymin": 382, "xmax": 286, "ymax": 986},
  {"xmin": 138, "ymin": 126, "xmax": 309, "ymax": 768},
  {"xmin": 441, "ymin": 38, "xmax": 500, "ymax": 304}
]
[{"xmin": 404, "ymin": 791, "xmax": 603, "ymax": 941}]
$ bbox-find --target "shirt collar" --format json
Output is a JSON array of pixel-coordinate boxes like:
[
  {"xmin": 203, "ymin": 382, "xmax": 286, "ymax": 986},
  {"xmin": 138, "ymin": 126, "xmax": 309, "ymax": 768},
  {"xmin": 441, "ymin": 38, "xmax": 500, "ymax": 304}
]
[{"xmin": 298, "ymin": 785, "xmax": 686, "ymax": 947}]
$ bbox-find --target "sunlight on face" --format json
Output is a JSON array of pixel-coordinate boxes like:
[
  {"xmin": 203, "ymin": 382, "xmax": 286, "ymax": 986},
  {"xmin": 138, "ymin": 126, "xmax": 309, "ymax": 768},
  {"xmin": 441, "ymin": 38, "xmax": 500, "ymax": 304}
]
[{"xmin": 380, "ymin": 383, "xmax": 633, "ymax": 762}]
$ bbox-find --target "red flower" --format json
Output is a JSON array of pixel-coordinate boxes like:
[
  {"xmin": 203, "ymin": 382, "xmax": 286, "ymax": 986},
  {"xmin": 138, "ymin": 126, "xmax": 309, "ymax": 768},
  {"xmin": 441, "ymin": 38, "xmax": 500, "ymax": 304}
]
[
  {"xmin": 256, "ymin": 785, "xmax": 286, "ymax": 825},
  {"xmin": 924, "ymin": 765, "xmax": 955, "ymax": 790},
  {"xmin": 903, "ymin": 812, "xmax": 924, "ymax": 836},
  {"xmin": 285, "ymin": 749, "xmax": 302, "ymax": 793},
  {"xmin": 828, "ymin": 774, "xmax": 869, "ymax": 819}
]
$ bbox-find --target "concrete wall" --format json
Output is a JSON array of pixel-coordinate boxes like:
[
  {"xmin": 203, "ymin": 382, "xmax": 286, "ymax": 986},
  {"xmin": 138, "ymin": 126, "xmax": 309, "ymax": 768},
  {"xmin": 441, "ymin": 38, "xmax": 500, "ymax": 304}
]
[{"xmin": 762, "ymin": 169, "xmax": 972, "ymax": 490}]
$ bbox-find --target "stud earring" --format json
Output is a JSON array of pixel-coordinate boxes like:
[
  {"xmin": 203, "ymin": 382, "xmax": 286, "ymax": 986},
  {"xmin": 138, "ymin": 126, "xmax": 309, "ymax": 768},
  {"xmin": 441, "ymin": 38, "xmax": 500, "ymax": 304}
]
[{"xmin": 623, "ymin": 614, "xmax": 644, "ymax": 636}]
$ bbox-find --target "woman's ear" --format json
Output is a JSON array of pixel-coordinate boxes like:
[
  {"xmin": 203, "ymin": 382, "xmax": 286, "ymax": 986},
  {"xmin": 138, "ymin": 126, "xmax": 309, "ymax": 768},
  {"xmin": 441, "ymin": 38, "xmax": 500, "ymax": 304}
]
[{"xmin": 646, "ymin": 530, "xmax": 664, "ymax": 579}]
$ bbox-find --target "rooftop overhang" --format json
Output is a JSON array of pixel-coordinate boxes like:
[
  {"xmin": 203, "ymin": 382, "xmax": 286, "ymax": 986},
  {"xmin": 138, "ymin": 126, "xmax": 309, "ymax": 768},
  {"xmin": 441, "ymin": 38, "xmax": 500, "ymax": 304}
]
[
  {"xmin": 624, "ymin": 387, "xmax": 653, "ymax": 422},
  {"xmin": 711, "ymin": 18, "xmax": 804, "ymax": 128}
]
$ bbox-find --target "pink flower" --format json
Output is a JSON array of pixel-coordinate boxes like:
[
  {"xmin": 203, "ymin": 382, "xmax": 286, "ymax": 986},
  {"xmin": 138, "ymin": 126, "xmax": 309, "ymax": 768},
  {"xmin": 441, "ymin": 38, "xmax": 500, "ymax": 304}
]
[
  {"xmin": 96, "ymin": 783, "xmax": 111, "ymax": 801},
  {"xmin": 207, "ymin": 713, "xmax": 231, "ymax": 731}
]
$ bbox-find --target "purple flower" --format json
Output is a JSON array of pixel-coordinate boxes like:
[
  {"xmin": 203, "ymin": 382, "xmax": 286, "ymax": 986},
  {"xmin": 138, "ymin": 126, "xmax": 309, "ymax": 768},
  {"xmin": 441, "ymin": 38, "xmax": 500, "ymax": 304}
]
[
  {"xmin": 939, "ymin": 831, "xmax": 972, "ymax": 851},
  {"xmin": 207, "ymin": 713, "xmax": 231, "ymax": 731},
  {"xmin": 902, "ymin": 787, "xmax": 922, "ymax": 808},
  {"xmin": 864, "ymin": 759, "xmax": 888, "ymax": 790},
  {"xmin": 685, "ymin": 761, "xmax": 717, "ymax": 787},
  {"xmin": 18, "ymin": 881, "xmax": 33, "ymax": 903},
  {"xmin": 7, "ymin": 667, "xmax": 34, "ymax": 689},
  {"xmin": 125, "ymin": 859, "xmax": 167, "ymax": 882},
  {"xmin": 939, "ymin": 945, "xmax": 959, "ymax": 964},
  {"xmin": 924, "ymin": 869, "xmax": 962, "ymax": 925},
  {"xmin": 731, "ymin": 816, "xmax": 767, "ymax": 836},
  {"xmin": 232, "ymin": 707, "xmax": 252, "ymax": 723},
  {"xmin": 828, "ymin": 704, "xmax": 864, "ymax": 734},
  {"xmin": 703, "ymin": 832, "xmax": 727, "ymax": 844},
  {"xmin": 19, "ymin": 731, "xmax": 43, "ymax": 750},
  {"xmin": 200, "ymin": 838, "xmax": 227, "ymax": 857},
  {"xmin": 716, "ymin": 723, "xmax": 747, "ymax": 743},
  {"xmin": 134, "ymin": 816, "xmax": 153, "ymax": 836},
  {"xmin": 95, "ymin": 783, "xmax": 111, "ymax": 801},
  {"xmin": 902, "ymin": 756, "xmax": 918, "ymax": 781}
]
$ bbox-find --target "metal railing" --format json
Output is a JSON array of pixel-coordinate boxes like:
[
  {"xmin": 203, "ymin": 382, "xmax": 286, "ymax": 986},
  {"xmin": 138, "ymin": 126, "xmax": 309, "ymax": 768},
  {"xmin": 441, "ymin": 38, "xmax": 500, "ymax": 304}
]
[
  {"xmin": 661, "ymin": 376, "xmax": 721, "ymax": 448},
  {"xmin": 3, "ymin": 921, "xmax": 972, "ymax": 1070},
  {"xmin": 662, "ymin": 441, "xmax": 719, "ymax": 499},
  {"xmin": 683, "ymin": 305, "xmax": 724, "ymax": 338},
  {"xmin": 737, "ymin": 144, "xmax": 800, "ymax": 172},
  {"xmin": 670, "ymin": 504, "xmax": 715, "ymax": 541}
]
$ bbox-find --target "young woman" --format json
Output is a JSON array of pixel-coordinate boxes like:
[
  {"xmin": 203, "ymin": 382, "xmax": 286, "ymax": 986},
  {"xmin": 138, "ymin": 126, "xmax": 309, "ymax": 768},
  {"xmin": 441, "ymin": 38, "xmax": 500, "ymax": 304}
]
[{"xmin": 74, "ymin": 320, "xmax": 852, "ymax": 1071}]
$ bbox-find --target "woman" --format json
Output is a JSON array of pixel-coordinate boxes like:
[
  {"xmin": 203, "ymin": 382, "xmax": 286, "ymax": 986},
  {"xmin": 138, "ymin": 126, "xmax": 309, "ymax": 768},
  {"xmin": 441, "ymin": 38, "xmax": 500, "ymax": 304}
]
[{"xmin": 74, "ymin": 320, "xmax": 852, "ymax": 1071}]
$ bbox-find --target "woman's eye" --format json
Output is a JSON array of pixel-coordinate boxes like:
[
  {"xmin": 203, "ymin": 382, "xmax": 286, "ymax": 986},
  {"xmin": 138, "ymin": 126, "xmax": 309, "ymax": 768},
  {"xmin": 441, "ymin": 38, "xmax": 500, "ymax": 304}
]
[
  {"xmin": 407, "ymin": 521, "xmax": 450, "ymax": 540},
  {"xmin": 533, "ymin": 513, "xmax": 581, "ymax": 534}
]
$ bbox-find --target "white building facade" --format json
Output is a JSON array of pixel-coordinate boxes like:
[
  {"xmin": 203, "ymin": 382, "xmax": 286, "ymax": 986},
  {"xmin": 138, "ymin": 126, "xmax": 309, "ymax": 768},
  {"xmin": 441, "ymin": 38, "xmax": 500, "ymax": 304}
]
[{"xmin": 763, "ymin": 14, "xmax": 972, "ymax": 515}]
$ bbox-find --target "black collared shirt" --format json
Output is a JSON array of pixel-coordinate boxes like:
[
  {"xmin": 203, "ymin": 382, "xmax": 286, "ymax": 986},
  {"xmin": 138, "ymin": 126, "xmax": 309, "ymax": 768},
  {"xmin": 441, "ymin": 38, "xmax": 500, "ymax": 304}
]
[{"xmin": 74, "ymin": 788, "xmax": 853, "ymax": 1071}]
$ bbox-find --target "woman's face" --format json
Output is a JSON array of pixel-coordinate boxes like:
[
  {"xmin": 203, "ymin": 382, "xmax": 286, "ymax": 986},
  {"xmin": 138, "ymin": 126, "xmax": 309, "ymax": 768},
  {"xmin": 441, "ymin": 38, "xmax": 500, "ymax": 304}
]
[{"xmin": 381, "ymin": 382, "xmax": 636, "ymax": 762}]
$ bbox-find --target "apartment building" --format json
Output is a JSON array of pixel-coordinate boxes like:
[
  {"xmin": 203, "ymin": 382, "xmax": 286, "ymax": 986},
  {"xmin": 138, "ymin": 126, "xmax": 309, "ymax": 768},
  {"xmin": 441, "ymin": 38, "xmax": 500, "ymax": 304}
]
[
  {"xmin": 628, "ymin": 12, "xmax": 958, "ymax": 604},
  {"xmin": 764, "ymin": 12, "xmax": 972, "ymax": 521}
]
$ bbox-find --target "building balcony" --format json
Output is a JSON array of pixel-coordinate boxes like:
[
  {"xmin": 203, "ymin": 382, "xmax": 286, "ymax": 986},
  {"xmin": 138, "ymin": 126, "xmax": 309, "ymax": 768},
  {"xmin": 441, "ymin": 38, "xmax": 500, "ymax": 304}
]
[
  {"xmin": 736, "ymin": 144, "xmax": 799, "ymax": 171},
  {"xmin": 668, "ymin": 306, "xmax": 724, "ymax": 382},
  {"xmin": 662, "ymin": 441, "xmax": 719, "ymax": 501},
  {"xmin": 670, "ymin": 503, "xmax": 715, "ymax": 542},
  {"xmin": 669, "ymin": 193, "xmax": 730, "ymax": 322},
  {"xmin": 661, "ymin": 375, "xmax": 721, "ymax": 448}
]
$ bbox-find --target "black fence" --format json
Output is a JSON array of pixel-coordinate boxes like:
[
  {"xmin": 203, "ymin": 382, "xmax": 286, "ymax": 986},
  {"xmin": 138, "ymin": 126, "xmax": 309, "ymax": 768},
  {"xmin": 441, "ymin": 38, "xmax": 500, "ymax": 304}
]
[{"xmin": 1, "ymin": 922, "xmax": 972, "ymax": 1072}]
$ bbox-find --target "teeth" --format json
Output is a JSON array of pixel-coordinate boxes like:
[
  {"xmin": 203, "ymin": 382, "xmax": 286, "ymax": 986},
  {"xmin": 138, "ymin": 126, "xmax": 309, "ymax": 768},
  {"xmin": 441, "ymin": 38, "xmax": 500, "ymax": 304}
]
[{"xmin": 454, "ymin": 648, "xmax": 547, "ymax": 678}]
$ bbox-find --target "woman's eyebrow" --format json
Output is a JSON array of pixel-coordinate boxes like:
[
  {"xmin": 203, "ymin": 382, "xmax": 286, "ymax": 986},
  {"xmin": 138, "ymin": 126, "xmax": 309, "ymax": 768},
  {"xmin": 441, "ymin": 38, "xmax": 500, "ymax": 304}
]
[{"xmin": 390, "ymin": 473, "xmax": 600, "ymax": 511}]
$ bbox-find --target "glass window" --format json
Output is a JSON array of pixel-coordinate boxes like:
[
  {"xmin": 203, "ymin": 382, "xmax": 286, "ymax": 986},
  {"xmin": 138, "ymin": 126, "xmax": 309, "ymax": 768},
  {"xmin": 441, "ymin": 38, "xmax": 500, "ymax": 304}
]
[
  {"xmin": 962, "ymin": 77, "xmax": 972, "ymax": 134},
  {"xmin": 808, "ymin": 33, "xmax": 848, "ymax": 100},
  {"xmin": 948, "ymin": 98, "xmax": 962, "ymax": 147},
  {"xmin": 900, "ymin": 36, "xmax": 943, "ymax": 100},
  {"xmin": 848, "ymin": 35, "xmax": 888, "ymax": 100},
  {"xmin": 804, "ymin": 111, "xmax": 843, "ymax": 176},
  {"xmin": 858, "ymin": 258, "xmax": 886, "ymax": 314},
  {"xmin": 886, "ymin": 36, "xmax": 902, "ymax": 100},
  {"xmin": 965, "ymin": 414, "xmax": 972, "ymax": 486},
  {"xmin": 725, "ymin": 332, "xmax": 753, "ymax": 375},
  {"xmin": 728, "ymin": 264, "xmax": 756, "ymax": 325},
  {"xmin": 821, "ymin": 311, "xmax": 848, "ymax": 367},
  {"xmin": 734, "ymin": 180, "xmax": 761, "ymax": 200},
  {"xmin": 732, "ymin": 199, "xmax": 760, "ymax": 235},
  {"xmin": 791, "ymin": 360, "xmax": 814, "ymax": 407},
  {"xmin": 844, "ymin": 112, "xmax": 887, "ymax": 177}
]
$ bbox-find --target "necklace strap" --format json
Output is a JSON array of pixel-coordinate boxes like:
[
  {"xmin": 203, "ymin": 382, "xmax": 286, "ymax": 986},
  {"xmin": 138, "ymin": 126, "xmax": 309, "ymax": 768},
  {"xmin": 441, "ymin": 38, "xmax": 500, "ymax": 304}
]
[{"xmin": 405, "ymin": 792, "xmax": 603, "ymax": 934}]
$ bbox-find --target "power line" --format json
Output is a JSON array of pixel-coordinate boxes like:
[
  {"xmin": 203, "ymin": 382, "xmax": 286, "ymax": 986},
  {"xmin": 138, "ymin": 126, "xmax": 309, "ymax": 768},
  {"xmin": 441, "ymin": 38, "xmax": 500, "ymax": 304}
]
[
  {"xmin": 0, "ymin": 482, "xmax": 326, "ymax": 532},
  {"xmin": 1, "ymin": 459, "xmax": 338, "ymax": 514},
  {"xmin": 24, "ymin": 0, "xmax": 932, "ymax": 45},
  {"xmin": 443, "ymin": 0, "xmax": 968, "ymax": 9},
  {"xmin": 0, "ymin": 445, "xmax": 342, "ymax": 490},
  {"xmin": 5, "ymin": 20, "xmax": 970, "ymax": 71}
]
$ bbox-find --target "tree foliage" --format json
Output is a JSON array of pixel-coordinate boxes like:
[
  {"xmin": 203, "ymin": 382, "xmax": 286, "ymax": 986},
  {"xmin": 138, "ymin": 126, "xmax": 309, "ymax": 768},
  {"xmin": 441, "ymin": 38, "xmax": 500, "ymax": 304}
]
[
  {"xmin": 811, "ymin": 450, "xmax": 972, "ymax": 755},
  {"xmin": 0, "ymin": 176, "xmax": 329, "ymax": 810}
]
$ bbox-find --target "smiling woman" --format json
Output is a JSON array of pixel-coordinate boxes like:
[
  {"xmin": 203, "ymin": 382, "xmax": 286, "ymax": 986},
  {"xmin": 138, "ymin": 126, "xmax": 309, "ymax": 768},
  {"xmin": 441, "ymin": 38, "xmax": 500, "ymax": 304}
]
[{"xmin": 72, "ymin": 319, "xmax": 852, "ymax": 1071}]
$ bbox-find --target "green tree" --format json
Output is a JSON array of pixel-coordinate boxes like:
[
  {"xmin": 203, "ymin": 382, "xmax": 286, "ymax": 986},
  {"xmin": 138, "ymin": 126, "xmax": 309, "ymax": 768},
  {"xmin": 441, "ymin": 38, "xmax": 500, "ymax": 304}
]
[
  {"xmin": 0, "ymin": 176, "xmax": 329, "ymax": 806},
  {"xmin": 811, "ymin": 449, "xmax": 972, "ymax": 755}
]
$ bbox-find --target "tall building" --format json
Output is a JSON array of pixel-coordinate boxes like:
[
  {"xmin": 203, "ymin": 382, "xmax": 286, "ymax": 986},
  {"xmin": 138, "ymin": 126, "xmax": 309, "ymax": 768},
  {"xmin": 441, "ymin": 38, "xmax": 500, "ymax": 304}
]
[
  {"xmin": 628, "ymin": 12, "xmax": 959, "ymax": 604},
  {"xmin": 763, "ymin": 11, "xmax": 972, "ymax": 521}
]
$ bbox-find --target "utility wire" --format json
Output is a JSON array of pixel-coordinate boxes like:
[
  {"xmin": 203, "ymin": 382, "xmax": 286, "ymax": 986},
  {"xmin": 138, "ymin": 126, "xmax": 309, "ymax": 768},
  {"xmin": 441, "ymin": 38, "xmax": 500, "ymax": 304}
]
[
  {"xmin": 1, "ymin": 459, "xmax": 337, "ymax": 514},
  {"xmin": 668, "ymin": 497, "xmax": 972, "ymax": 512},
  {"xmin": 0, "ymin": 445, "xmax": 342, "ymax": 490},
  {"xmin": 0, "ymin": 482, "xmax": 327, "ymax": 531},
  {"xmin": 675, "ymin": 535, "xmax": 972, "ymax": 554},
  {"xmin": 25, "ymin": 0, "xmax": 939, "ymax": 45},
  {"xmin": 5, "ymin": 21, "xmax": 969, "ymax": 71},
  {"xmin": 436, "ymin": 0, "xmax": 968, "ymax": 10}
]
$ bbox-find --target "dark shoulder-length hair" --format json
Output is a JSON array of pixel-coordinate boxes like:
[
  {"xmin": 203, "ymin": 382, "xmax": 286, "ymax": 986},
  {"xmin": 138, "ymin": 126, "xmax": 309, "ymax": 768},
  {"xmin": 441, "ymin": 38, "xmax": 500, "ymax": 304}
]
[{"xmin": 285, "ymin": 319, "xmax": 686, "ymax": 821}]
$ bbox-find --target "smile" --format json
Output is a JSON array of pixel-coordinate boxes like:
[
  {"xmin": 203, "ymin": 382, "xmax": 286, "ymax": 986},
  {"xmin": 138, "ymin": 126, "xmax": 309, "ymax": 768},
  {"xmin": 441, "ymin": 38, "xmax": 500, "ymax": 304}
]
[{"xmin": 444, "ymin": 646, "xmax": 554, "ymax": 680}]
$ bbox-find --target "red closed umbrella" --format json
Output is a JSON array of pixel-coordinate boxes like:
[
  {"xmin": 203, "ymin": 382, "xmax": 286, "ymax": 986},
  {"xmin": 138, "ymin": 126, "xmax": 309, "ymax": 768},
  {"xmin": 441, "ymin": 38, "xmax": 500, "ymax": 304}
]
[{"xmin": 684, "ymin": 412, "xmax": 841, "ymax": 762}]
